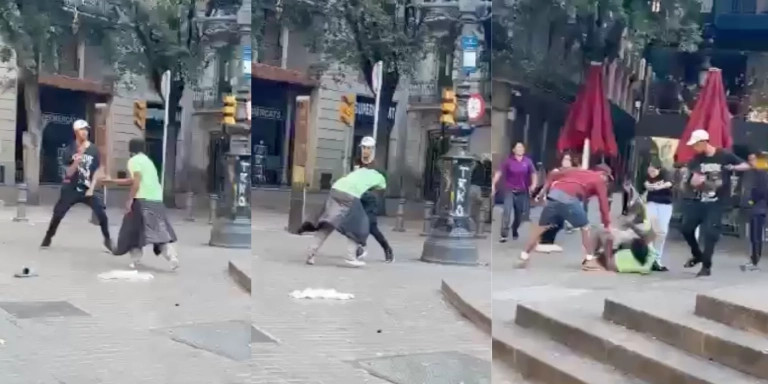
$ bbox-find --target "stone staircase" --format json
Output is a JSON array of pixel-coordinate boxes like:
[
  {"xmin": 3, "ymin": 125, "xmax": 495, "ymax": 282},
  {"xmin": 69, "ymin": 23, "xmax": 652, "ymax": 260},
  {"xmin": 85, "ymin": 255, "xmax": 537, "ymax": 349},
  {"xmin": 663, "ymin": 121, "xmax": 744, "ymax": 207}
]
[{"xmin": 494, "ymin": 289, "xmax": 768, "ymax": 384}]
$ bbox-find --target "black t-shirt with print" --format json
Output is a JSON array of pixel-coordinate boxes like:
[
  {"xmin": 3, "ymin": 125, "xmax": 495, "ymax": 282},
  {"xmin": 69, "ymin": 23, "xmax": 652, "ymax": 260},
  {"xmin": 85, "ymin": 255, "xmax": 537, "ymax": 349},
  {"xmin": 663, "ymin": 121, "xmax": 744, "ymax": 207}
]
[
  {"xmin": 62, "ymin": 143, "xmax": 101, "ymax": 194},
  {"xmin": 644, "ymin": 170, "xmax": 673, "ymax": 205},
  {"xmin": 686, "ymin": 149, "xmax": 742, "ymax": 203}
]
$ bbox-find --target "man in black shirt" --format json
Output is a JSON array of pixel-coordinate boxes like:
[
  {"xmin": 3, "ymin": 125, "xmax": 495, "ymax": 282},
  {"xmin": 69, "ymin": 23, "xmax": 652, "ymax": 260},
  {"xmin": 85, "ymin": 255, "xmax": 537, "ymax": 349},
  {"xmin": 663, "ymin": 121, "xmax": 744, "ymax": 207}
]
[
  {"xmin": 740, "ymin": 152, "xmax": 768, "ymax": 271},
  {"xmin": 41, "ymin": 119, "xmax": 113, "ymax": 251},
  {"xmin": 681, "ymin": 129, "xmax": 750, "ymax": 276}
]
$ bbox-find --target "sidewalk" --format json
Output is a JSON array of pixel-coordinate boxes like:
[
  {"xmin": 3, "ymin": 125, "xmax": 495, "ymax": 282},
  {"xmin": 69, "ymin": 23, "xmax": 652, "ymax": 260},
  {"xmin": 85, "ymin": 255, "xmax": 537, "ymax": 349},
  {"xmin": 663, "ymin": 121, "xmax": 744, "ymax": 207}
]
[
  {"xmin": 251, "ymin": 208, "xmax": 492, "ymax": 383},
  {"xmin": 0, "ymin": 206, "xmax": 251, "ymax": 384}
]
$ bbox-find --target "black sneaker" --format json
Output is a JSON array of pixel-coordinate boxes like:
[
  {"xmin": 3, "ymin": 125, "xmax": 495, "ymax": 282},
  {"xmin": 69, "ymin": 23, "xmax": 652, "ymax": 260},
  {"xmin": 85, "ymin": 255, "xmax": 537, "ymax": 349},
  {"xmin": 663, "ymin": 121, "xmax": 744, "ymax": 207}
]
[
  {"xmin": 499, "ymin": 237, "xmax": 508, "ymax": 243},
  {"xmin": 684, "ymin": 258, "xmax": 700, "ymax": 268},
  {"xmin": 355, "ymin": 246, "xmax": 366, "ymax": 260},
  {"xmin": 740, "ymin": 262, "xmax": 760, "ymax": 272},
  {"xmin": 384, "ymin": 249, "xmax": 394, "ymax": 263},
  {"xmin": 103, "ymin": 239, "xmax": 114, "ymax": 253},
  {"xmin": 651, "ymin": 262, "xmax": 669, "ymax": 272},
  {"xmin": 40, "ymin": 237, "xmax": 51, "ymax": 249},
  {"xmin": 696, "ymin": 267, "xmax": 711, "ymax": 277},
  {"xmin": 512, "ymin": 232, "xmax": 519, "ymax": 240}
]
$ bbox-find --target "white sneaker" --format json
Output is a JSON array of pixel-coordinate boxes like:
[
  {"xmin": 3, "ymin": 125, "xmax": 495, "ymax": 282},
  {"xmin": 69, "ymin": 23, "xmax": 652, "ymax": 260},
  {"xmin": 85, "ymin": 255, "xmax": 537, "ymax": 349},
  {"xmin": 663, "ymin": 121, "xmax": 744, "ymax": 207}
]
[
  {"xmin": 535, "ymin": 244, "xmax": 552, "ymax": 253},
  {"xmin": 128, "ymin": 261, "xmax": 141, "ymax": 269},
  {"xmin": 344, "ymin": 259, "xmax": 366, "ymax": 267},
  {"xmin": 549, "ymin": 244, "xmax": 563, "ymax": 252},
  {"xmin": 306, "ymin": 256, "xmax": 316, "ymax": 265},
  {"xmin": 168, "ymin": 257, "xmax": 180, "ymax": 271}
]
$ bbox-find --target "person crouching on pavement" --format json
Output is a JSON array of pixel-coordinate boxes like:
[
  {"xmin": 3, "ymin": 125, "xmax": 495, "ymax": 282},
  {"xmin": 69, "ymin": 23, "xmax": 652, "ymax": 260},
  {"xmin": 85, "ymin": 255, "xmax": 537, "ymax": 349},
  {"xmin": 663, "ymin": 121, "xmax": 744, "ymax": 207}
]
[
  {"xmin": 103, "ymin": 139, "xmax": 179, "ymax": 270},
  {"xmin": 299, "ymin": 166, "xmax": 387, "ymax": 267},
  {"xmin": 519, "ymin": 164, "xmax": 614, "ymax": 271},
  {"xmin": 354, "ymin": 136, "xmax": 394, "ymax": 263}
]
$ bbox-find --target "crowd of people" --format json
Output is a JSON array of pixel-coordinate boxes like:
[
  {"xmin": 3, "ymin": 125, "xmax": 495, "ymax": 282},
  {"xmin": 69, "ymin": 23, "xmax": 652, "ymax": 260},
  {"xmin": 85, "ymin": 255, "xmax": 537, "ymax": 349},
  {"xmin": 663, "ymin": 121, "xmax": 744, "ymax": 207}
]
[{"xmin": 493, "ymin": 129, "xmax": 768, "ymax": 277}]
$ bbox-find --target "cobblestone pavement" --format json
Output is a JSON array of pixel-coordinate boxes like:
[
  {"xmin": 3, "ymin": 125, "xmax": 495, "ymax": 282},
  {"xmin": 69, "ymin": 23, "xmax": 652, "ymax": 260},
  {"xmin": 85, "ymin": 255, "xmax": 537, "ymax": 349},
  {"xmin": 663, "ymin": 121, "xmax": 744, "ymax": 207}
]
[
  {"xmin": 251, "ymin": 209, "xmax": 492, "ymax": 383},
  {"xmin": 0, "ymin": 206, "xmax": 251, "ymax": 384}
]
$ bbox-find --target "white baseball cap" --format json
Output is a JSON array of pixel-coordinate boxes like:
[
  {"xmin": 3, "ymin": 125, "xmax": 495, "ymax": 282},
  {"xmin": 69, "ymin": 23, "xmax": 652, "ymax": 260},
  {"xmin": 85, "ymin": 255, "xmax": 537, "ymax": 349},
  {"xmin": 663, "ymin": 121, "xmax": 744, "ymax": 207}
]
[
  {"xmin": 360, "ymin": 136, "xmax": 376, "ymax": 147},
  {"xmin": 73, "ymin": 119, "xmax": 89, "ymax": 130},
  {"xmin": 686, "ymin": 129, "xmax": 709, "ymax": 146}
]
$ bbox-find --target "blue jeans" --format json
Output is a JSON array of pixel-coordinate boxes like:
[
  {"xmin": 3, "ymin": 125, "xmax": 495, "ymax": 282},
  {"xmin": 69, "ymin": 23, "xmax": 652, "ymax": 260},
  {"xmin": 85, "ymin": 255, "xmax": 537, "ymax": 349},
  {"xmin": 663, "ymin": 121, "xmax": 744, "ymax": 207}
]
[
  {"xmin": 538, "ymin": 199, "xmax": 589, "ymax": 229},
  {"xmin": 501, "ymin": 191, "xmax": 530, "ymax": 238}
]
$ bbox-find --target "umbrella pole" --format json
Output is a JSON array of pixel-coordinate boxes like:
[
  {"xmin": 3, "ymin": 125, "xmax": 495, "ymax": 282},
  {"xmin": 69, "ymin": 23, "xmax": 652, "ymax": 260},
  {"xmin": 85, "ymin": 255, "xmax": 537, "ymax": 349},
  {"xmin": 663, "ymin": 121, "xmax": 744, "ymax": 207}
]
[{"xmin": 582, "ymin": 139, "xmax": 590, "ymax": 170}]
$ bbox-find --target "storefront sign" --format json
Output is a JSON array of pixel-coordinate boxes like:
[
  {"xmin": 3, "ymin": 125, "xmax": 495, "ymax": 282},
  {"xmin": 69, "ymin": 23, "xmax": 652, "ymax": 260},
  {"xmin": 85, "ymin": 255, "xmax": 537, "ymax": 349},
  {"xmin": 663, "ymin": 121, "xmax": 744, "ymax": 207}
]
[
  {"xmin": 251, "ymin": 105, "xmax": 283, "ymax": 121},
  {"xmin": 42, "ymin": 113, "xmax": 78, "ymax": 128},
  {"xmin": 355, "ymin": 100, "xmax": 396, "ymax": 120}
]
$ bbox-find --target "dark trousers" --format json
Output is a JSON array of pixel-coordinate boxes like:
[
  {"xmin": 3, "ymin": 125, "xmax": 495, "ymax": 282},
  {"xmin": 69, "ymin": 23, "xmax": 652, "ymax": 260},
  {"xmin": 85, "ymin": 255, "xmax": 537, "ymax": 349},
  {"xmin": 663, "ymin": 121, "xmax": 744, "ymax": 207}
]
[
  {"xmin": 369, "ymin": 222, "xmax": 391, "ymax": 253},
  {"xmin": 540, "ymin": 223, "xmax": 562, "ymax": 244},
  {"xmin": 680, "ymin": 200, "xmax": 724, "ymax": 269},
  {"xmin": 501, "ymin": 191, "xmax": 530, "ymax": 238},
  {"xmin": 750, "ymin": 213, "xmax": 766, "ymax": 265},
  {"xmin": 45, "ymin": 189, "xmax": 111, "ymax": 241}
]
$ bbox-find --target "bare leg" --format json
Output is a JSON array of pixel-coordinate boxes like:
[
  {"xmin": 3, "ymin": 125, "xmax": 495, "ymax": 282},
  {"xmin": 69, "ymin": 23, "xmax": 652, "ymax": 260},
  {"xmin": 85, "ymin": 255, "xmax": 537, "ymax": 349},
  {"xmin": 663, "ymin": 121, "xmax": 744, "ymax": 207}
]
[
  {"xmin": 307, "ymin": 226, "xmax": 333, "ymax": 265},
  {"xmin": 518, "ymin": 224, "xmax": 549, "ymax": 268}
]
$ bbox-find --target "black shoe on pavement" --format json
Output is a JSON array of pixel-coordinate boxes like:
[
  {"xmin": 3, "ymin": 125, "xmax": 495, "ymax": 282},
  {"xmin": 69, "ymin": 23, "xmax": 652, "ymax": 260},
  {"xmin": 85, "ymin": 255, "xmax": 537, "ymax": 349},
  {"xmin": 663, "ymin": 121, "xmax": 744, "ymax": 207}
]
[
  {"xmin": 384, "ymin": 249, "xmax": 394, "ymax": 263},
  {"xmin": 651, "ymin": 262, "xmax": 669, "ymax": 272},
  {"xmin": 512, "ymin": 232, "xmax": 519, "ymax": 240},
  {"xmin": 695, "ymin": 267, "xmax": 711, "ymax": 277},
  {"xmin": 740, "ymin": 262, "xmax": 760, "ymax": 272},
  {"xmin": 499, "ymin": 237, "xmax": 508, "ymax": 243},
  {"xmin": 40, "ymin": 237, "xmax": 51, "ymax": 249},
  {"xmin": 684, "ymin": 258, "xmax": 700, "ymax": 268}
]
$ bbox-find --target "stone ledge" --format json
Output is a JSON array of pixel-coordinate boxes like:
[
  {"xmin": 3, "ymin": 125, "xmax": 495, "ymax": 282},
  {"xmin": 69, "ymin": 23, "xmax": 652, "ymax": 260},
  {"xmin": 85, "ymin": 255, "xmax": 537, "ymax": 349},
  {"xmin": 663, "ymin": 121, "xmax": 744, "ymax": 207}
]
[
  {"xmin": 228, "ymin": 258, "xmax": 251, "ymax": 294},
  {"xmin": 440, "ymin": 279, "xmax": 491, "ymax": 335}
]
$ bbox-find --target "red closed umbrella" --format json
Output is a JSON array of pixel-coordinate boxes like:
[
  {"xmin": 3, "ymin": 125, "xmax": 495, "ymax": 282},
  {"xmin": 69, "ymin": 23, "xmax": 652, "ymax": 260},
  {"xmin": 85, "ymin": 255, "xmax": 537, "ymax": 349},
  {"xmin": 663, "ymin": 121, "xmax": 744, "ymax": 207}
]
[
  {"xmin": 675, "ymin": 68, "xmax": 732, "ymax": 164},
  {"xmin": 557, "ymin": 62, "xmax": 617, "ymax": 168}
]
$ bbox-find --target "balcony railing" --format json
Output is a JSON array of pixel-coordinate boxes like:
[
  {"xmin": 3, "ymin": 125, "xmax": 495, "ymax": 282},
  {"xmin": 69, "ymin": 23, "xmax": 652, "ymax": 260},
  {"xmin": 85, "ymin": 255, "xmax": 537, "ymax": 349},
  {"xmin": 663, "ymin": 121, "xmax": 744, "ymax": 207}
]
[
  {"xmin": 193, "ymin": 85, "xmax": 224, "ymax": 110},
  {"xmin": 409, "ymin": 81, "xmax": 441, "ymax": 105},
  {"xmin": 644, "ymin": 79, "xmax": 751, "ymax": 117}
]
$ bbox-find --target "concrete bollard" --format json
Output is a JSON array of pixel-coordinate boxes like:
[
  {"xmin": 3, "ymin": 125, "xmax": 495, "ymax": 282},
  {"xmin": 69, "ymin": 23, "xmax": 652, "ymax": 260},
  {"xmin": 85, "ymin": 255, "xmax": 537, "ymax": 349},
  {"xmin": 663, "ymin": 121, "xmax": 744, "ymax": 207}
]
[
  {"xmin": 13, "ymin": 183, "xmax": 28, "ymax": 222},
  {"xmin": 420, "ymin": 201, "xmax": 434, "ymax": 237},
  {"xmin": 184, "ymin": 191, "xmax": 195, "ymax": 222},
  {"xmin": 393, "ymin": 198, "xmax": 406, "ymax": 232},
  {"xmin": 208, "ymin": 193, "xmax": 219, "ymax": 225}
]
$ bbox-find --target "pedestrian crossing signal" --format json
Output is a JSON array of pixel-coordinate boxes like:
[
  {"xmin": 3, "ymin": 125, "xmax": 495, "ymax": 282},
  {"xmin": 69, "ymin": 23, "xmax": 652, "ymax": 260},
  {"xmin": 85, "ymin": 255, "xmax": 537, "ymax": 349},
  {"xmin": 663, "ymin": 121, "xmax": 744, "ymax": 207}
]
[
  {"xmin": 222, "ymin": 95, "xmax": 237, "ymax": 125},
  {"xmin": 441, "ymin": 88, "xmax": 456, "ymax": 125},
  {"xmin": 340, "ymin": 94, "xmax": 355, "ymax": 127},
  {"xmin": 133, "ymin": 100, "xmax": 147, "ymax": 130}
]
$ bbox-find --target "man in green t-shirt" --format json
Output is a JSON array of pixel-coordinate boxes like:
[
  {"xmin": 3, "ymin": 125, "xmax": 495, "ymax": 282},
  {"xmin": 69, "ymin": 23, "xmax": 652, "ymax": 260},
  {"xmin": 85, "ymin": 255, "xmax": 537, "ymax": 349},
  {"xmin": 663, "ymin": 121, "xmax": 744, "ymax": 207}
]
[
  {"xmin": 301, "ymin": 167, "xmax": 387, "ymax": 267},
  {"xmin": 104, "ymin": 139, "xmax": 179, "ymax": 270}
]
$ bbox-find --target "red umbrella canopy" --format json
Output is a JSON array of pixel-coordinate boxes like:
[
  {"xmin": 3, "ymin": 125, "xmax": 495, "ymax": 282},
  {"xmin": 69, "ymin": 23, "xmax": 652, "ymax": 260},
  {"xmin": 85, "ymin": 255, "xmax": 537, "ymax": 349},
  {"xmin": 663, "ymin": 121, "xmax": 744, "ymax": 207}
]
[
  {"xmin": 675, "ymin": 68, "xmax": 733, "ymax": 164},
  {"xmin": 557, "ymin": 62, "xmax": 617, "ymax": 157}
]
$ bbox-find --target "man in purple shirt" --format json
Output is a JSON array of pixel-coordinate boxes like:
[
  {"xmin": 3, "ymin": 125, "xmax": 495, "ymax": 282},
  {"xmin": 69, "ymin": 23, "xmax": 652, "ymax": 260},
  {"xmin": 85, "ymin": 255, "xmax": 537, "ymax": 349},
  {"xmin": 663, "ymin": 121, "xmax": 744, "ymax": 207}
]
[{"xmin": 492, "ymin": 142, "xmax": 538, "ymax": 241}]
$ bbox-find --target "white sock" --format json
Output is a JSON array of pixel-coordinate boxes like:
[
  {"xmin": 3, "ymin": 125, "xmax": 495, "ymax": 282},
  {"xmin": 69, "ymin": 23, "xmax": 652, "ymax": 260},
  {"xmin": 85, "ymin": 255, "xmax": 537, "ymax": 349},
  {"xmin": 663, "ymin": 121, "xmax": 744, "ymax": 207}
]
[
  {"xmin": 585, "ymin": 254, "xmax": 595, "ymax": 261},
  {"xmin": 520, "ymin": 252, "xmax": 530, "ymax": 260}
]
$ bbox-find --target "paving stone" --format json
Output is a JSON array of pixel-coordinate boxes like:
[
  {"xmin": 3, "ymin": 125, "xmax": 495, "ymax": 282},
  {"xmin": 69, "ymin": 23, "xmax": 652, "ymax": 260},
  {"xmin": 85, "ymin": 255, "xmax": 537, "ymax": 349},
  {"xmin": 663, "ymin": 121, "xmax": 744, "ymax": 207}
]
[
  {"xmin": 355, "ymin": 351, "xmax": 491, "ymax": 384},
  {"xmin": 0, "ymin": 301, "xmax": 89, "ymax": 319},
  {"xmin": 159, "ymin": 320, "xmax": 256, "ymax": 361}
]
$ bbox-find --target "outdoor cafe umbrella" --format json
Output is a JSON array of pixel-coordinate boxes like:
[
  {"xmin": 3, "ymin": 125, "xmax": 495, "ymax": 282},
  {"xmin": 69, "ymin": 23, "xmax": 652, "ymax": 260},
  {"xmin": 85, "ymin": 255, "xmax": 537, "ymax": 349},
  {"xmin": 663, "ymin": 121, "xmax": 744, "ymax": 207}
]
[
  {"xmin": 675, "ymin": 67, "xmax": 732, "ymax": 164},
  {"xmin": 557, "ymin": 61, "xmax": 617, "ymax": 169}
]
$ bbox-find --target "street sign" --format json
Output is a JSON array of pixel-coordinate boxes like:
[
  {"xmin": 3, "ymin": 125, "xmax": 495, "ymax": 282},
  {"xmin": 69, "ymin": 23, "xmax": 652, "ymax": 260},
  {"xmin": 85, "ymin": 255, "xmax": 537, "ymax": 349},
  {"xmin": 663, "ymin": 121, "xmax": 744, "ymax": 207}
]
[
  {"xmin": 243, "ymin": 46, "xmax": 252, "ymax": 77},
  {"xmin": 467, "ymin": 93, "xmax": 485, "ymax": 122},
  {"xmin": 372, "ymin": 61, "xmax": 383, "ymax": 94},
  {"xmin": 461, "ymin": 36, "xmax": 478, "ymax": 74},
  {"xmin": 160, "ymin": 70, "xmax": 172, "ymax": 190}
]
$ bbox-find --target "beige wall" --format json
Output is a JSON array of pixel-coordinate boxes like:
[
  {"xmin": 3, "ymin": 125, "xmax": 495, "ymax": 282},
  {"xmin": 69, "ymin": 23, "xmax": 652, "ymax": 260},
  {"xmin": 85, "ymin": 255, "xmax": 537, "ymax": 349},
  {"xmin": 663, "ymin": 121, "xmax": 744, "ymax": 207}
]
[{"xmin": 0, "ymin": 58, "xmax": 17, "ymax": 185}]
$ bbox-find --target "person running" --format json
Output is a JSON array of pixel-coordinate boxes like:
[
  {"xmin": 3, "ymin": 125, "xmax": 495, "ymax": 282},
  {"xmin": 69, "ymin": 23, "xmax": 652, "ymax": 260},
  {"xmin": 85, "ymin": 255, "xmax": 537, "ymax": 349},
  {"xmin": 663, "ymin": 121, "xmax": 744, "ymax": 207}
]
[
  {"xmin": 681, "ymin": 129, "xmax": 750, "ymax": 277},
  {"xmin": 105, "ymin": 139, "xmax": 179, "ymax": 270},
  {"xmin": 740, "ymin": 152, "xmax": 768, "ymax": 271},
  {"xmin": 519, "ymin": 165, "xmax": 613, "ymax": 270},
  {"xmin": 492, "ymin": 142, "xmax": 537, "ymax": 242},
  {"xmin": 642, "ymin": 160, "xmax": 673, "ymax": 271},
  {"xmin": 41, "ymin": 119, "xmax": 113, "ymax": 251},
  {"xmin": 299, "ymin": 167, "xmax": 387, "ymax": 267},
  {"xmin": 354, "ymin": 136, "xmax": 394, "ymax": 263},
  {"xmin": 536, "ymin": 153, "xmax": 573, "ymax": 253}
]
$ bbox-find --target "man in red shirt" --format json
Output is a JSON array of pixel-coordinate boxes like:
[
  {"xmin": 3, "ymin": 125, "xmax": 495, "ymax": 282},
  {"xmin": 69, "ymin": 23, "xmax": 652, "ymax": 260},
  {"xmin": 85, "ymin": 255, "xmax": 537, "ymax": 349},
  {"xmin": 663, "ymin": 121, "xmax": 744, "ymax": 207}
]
[{"xmin": 519, "ymin": 164, "xmax": 613, "ymax": 271}]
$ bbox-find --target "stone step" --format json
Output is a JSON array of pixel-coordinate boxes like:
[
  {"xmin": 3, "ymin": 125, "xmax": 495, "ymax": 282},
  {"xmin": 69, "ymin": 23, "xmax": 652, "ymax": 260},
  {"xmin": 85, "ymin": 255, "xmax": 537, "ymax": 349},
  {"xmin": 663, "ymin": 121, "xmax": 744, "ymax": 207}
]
[
  {"xmin": 604, "ymin": 296, "xmax": 768, "ymax": 380},
  {"xmin": 515, "ymin": 300, "xmax": 767, "ymax": 384},
  {"xmin": 493, "ymin": 323, "xmax": 645, "ymax": 384},
  {"xmin": 695, "ymin": 291, "xmax": 768, "ymax": 337}
]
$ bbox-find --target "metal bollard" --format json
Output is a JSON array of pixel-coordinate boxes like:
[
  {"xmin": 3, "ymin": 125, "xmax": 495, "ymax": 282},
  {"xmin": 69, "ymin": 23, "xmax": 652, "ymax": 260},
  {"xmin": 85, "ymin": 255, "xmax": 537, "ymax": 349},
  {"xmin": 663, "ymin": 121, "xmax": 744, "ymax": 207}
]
[
  {"xmin": 420, "ymin": 201, "xmax": 434, "ymax": 237},
  {"xmin": 476, "ymin": 198, "xmax": 489, "ymax": 238},
  {"xmin": 13, "ymin": 183, "xmax": 28, "ymax": 222},
  {"xmin": 208, "ymin": 193, "xmax": 219, "ymax": 225},
  {"xmin": 393, "ymin": 198, "xmax": 406, "ymax": 232},
  {"xmin": 184, "ymin": 191, "xmax": 195, "ymax": 222}
]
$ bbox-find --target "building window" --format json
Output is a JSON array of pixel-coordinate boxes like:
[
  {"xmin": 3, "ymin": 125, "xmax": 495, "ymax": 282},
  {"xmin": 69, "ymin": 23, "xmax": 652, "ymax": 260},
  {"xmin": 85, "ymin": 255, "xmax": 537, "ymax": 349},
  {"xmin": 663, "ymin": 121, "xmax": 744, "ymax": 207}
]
[{"xmin": 651, "ymin": 0, "xmax": 661, "ymax": 13}]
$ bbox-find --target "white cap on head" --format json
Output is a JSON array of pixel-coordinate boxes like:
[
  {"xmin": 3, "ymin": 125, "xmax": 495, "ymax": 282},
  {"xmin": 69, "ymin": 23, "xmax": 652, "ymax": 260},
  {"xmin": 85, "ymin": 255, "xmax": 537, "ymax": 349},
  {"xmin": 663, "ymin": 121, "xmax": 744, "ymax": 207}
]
[
  {"xmin": 73, "ymin": 119, "xmax": 89, "ymax": 130},
  {"xmin": 686, "ymin": 129, "xmax": 710, "ymax": 146},
  {"xmin": 360, "ymin": 136, "xmax": 376, "ymax": 147}
]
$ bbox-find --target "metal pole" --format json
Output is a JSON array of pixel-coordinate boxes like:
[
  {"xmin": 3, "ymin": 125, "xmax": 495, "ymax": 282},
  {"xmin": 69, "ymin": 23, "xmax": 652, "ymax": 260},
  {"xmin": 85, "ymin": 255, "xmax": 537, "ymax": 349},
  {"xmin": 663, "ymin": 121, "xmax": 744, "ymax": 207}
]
[
  {"xmin": 209, "ymin": 193, "xmax": 218, "ymax": 225},
  {"xmin": 476, "ymin": 197, "xmax": 488, "ymax": 238},
  {"xmin": 185, "ymin": 191, "xmax": 195, "ymax": 222},
  {"xmin": 420, "ymin": 201, "xmax": 434, "ymax": 236},
  {"xmin": 13, "ymin": 183, "xmax": 28, "ymax": 222},
  {"xmin": 393, "ymin": 198, "xmax": 406, "ymax": 232}
]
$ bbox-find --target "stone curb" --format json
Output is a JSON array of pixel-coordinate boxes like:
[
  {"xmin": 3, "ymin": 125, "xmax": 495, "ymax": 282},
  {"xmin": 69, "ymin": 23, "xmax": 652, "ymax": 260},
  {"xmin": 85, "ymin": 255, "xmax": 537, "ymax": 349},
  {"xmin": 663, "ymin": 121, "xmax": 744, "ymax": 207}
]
[
  {"xmin": 228, "ymin": 259, "xmax": 251, "ymax": 294},
  {"xmin": 440, "ymin": 279, "xmax": 491, "ymax": 335}
]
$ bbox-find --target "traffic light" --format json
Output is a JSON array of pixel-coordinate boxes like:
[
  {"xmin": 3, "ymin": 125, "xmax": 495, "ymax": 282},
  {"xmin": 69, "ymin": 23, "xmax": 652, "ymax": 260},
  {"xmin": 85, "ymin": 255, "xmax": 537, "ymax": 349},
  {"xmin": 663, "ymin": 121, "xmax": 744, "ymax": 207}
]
[
  {"xmin": 222, "ymin": 95, "xmax": 237, "ymax": 125},
  {"xmin": 440, "ymin": 88, "xmax": 456, "ymax": 126},
  {"xmin": 340, "ymin": 94, "xmax": 355, "ymax": 127},
  {"xmin": 133, "ymin": 100, "xmax": 147, "ymax": 130}
]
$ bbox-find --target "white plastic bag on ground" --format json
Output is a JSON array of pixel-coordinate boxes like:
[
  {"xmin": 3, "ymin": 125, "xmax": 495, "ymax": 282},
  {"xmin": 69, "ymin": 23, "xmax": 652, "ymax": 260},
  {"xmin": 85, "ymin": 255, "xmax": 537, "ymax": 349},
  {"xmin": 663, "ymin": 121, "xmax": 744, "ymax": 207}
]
[
  {"xmin": 98, "ymin": 270, "xmax": 154, "ymax": 281},
  {"xmin": 289, "ymin": 288, "xmax": 354, "ymax": 300}
]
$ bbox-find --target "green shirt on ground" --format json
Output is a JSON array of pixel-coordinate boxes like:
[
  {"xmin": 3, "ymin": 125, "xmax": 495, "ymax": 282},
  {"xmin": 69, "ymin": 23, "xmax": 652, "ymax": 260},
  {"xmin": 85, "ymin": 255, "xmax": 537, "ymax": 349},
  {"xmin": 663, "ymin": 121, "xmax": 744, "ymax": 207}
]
[
  {"xmin": 332, "ymin": 168, "xmax": 386, "ymax": 198},
  {"xmin": 128, "ymin": 153, "xmax": 163, "ymax": 201},
  {"xmin": 614, "ymin": 247, "xmax": 656, "ymax": 274}
]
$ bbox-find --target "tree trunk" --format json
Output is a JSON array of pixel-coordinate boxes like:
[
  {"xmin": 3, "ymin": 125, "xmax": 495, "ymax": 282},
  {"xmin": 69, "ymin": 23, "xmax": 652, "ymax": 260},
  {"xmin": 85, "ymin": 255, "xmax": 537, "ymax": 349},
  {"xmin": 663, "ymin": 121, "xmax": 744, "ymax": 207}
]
[
  {"xmin": 162, "ymin": 82, "xmax": 183, "ymax": 208},
  {"xmin": 375, "ymin": 82, "xmax": 397, "ymax": 215},
  {"xmin": 21, "ymin": 68, "xmax": 42, "ymax": 205}
]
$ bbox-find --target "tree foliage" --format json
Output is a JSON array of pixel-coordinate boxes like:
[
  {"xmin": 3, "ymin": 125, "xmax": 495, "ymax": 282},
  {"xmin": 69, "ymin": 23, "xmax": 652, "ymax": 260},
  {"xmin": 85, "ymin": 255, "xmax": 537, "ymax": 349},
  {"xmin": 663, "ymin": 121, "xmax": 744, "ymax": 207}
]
[{"xmin": 493, "ymin": 0, "xmax": 703, "ymax": 81}]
